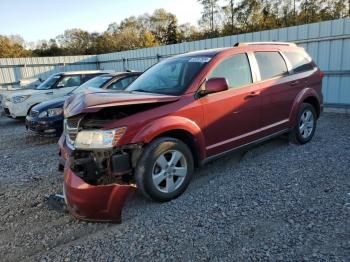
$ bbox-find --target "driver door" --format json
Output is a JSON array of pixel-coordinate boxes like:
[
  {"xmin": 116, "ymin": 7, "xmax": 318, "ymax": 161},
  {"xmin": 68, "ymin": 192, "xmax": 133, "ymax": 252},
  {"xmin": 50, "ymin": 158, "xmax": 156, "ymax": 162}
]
[
  {"xmin": 53, "ymin": 75, "xmax": 82, "ymax": 98},
  {"xmin": 201, "ymin": 53, "xmax": 263, "ymax": 157}
]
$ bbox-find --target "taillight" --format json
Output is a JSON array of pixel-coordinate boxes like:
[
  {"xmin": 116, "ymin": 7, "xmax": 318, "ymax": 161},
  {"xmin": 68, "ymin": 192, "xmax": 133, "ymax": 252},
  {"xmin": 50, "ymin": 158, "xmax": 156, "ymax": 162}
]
[{"xmin": 319, "ymin": 70, "xmax": 325, "ymax": 79}]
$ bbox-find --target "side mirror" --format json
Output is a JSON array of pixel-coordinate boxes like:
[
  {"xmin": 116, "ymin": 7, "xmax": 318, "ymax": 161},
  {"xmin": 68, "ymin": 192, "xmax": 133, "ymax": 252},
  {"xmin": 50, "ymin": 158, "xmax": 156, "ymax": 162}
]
[
  {"xmin": 202, "ymin": 77, "xmax": 229, "ymax": 95},
  {"xmin": 56, "ymin": 84, "xmax": 64, "ymax": 88}
]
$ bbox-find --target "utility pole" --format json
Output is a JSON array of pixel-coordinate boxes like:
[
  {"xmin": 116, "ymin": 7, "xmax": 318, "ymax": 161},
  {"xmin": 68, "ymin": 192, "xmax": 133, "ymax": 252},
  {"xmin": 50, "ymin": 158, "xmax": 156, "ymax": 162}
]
[{"xmin": 294, "ymin": 0, "xmax": 296, "ymax": 25}]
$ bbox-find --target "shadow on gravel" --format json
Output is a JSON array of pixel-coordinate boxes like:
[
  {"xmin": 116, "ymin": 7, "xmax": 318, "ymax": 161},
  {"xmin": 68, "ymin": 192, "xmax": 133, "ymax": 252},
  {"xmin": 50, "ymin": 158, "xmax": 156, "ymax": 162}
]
[
  {"xmin": 0, "ymin": 116, "xmax": 25, "ymax": 125},
  {"xmin": 189, "ymin": 136, "xmax": 290, "ymax": 189},
  {"xmin": 120, "ymin": 136, "xmax": 291, "ymax": 222},
  {"xmin": 0, "ymin": 135, "xmax": 58, "ymax": 150}
]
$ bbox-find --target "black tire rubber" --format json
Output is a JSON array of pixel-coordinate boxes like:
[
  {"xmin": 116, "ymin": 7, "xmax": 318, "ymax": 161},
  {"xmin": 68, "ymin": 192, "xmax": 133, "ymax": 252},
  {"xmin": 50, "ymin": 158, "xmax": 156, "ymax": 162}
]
[
  {"xmin": 135, "ymin": 137, "xmax": 194, "ymax": 202},
  {"xmin": 58, "ymin": 163, "xmax": 64, "ymax": 172},
  {"xmin": 290, "ymin": 103, "xmax": 317, "ymax": 145}
]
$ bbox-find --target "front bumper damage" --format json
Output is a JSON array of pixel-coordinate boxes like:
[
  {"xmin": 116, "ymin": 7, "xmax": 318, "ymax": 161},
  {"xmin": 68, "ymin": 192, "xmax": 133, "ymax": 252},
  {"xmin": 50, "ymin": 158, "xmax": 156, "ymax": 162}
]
[
  {"xmin": 59, "ymin": 136, "xmax": 142, "ymax": 223},
  {"xmin": 64, "ymin": 162, "xmax": 135, "ymax": 223}
]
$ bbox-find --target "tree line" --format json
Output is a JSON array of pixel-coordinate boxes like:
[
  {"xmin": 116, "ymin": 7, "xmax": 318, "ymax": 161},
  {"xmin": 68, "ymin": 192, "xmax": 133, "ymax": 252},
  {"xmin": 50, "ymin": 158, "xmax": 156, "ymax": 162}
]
[{"xmin": 0, "ymin": 0, "xmax": 348, "ymax": 58}]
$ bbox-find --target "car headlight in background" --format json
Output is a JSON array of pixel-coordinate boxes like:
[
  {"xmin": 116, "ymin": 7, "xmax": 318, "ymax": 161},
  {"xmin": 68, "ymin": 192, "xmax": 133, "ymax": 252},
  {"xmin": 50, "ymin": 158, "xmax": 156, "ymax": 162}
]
[
  {"xmin": 38, "ymin": 108, "xmax": 63, "ymax": 118},
  {"xmin": 12, "ymin": 95, "xmax": 31, "ymax": 104},
  {"xmin": 74, "ymin": 127, "xmax": 127, "ymax": 149}
]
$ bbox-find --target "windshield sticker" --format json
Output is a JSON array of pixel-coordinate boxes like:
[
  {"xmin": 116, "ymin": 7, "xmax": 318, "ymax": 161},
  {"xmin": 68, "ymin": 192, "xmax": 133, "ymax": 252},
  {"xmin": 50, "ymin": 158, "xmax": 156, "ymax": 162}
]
[{"xmin": 189, "ymin": 57, "xmax": 212, "ymax": 63}]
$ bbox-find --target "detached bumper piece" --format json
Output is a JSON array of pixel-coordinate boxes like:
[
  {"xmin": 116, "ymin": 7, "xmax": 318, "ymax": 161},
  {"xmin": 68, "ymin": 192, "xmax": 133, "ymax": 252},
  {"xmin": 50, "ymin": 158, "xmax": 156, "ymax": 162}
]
[{"xmin": 64, "ymin": 162, "xmax": 134, "ymax": 223}]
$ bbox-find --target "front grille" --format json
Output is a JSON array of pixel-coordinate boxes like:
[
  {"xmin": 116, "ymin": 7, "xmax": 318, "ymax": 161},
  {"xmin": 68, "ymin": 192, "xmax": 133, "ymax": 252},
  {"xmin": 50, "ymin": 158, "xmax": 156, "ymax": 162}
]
[
  {"xmin": 30, "ymin": 109, "xmax": 39, "ymax": 117},
  {"xmin": 65, "ymin": 116, "xmax": 82, "ymax": 146}
]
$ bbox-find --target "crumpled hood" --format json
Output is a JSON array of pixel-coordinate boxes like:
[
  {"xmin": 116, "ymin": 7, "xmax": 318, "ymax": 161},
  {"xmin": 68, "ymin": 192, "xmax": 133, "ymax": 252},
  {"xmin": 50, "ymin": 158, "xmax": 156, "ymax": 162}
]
[{"xmin": 64, "ymin": 91, "xmax": 180, "ymax": 118}]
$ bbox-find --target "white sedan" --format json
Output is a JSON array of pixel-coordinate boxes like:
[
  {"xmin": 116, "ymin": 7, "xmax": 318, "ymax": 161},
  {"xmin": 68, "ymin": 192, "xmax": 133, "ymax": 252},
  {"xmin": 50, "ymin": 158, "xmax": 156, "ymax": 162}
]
[{"xmin": 2, "ymin": 71, "xmax": 106, "ymax": 118}]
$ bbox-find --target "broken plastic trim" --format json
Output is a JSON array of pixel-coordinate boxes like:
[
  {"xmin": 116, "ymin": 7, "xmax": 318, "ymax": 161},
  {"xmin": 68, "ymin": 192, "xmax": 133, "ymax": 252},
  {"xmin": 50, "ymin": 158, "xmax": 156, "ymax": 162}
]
[{"xmin": 44, "ymin": 194, "xmax": 68, "ymax": 213}]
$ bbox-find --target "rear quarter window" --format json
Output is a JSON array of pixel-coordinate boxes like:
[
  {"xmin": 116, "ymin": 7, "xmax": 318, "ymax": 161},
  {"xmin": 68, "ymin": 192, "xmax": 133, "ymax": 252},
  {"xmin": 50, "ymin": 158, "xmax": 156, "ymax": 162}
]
[
  {"xmin": 283, "ymin": 51, "xmax": 314, "ymax": 73},
  {"xmin": 254, "ymin": 52, "xmax": 288, "ymax": 80}
]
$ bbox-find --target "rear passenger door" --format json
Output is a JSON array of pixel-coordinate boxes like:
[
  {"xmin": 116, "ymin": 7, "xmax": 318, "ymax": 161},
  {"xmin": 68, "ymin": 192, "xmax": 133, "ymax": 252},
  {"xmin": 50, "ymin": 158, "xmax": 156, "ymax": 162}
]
[
  {"xmin": 254, "ymin": 51, "xmax": 301, "ymax": 131},
  {"xmin": 201, "ymin": 53, "xmax": 263, "ymax": 156}
]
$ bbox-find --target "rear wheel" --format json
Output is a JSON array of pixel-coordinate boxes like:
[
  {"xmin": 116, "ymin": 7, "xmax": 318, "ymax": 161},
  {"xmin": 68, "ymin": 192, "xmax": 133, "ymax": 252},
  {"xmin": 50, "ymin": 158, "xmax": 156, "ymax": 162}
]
[
  {"xmin": 135, "ymin": 137, "xmax": 194, "ymax": 202},
  {"xmin": 290, "ymin": 103, "xmax": 317, "ymax": 144}
]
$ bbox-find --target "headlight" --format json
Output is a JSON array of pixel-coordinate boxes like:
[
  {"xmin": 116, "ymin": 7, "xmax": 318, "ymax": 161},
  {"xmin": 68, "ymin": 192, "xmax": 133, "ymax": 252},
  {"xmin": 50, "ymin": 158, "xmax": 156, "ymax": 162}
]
[
  {"xmin": 12, "ymin": 95, "xmax": 31, "ymax": 104},
  {"xmin": 38, "ymin": 108, "xmax": 63, "ymax": 118},
  {"xmin": 74, "ymin": 127, "xmax": 127, "ymax": 149}
]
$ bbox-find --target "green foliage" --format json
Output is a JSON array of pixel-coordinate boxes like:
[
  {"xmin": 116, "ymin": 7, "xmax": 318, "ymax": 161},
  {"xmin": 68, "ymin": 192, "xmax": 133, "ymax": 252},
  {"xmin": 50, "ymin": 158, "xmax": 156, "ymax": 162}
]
[
  {"xmin": 0, "ymin": 1, "xmax": 349, "ymax": 58},
  {"xmin": 198, "ymin": 0, "xmax": 221, "ymax": 37},
  {"xmin": 0, "ymin": 35, "xmax": 32, "ymax": 58}
]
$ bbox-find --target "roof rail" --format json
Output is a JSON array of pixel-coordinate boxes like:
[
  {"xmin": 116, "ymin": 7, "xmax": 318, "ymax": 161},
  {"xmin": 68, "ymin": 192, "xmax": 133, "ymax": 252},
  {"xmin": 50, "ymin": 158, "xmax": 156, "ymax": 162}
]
[{"xmin": 234, "ymin": 42, "xmax": 297, "ymax": 47}]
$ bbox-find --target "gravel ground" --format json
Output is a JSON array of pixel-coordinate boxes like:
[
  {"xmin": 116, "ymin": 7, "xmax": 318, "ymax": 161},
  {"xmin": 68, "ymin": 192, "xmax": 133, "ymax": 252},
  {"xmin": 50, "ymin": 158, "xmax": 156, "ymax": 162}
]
[{"xmin": 0, "ymin": 113, "xmax": 349, "ymax": 262}]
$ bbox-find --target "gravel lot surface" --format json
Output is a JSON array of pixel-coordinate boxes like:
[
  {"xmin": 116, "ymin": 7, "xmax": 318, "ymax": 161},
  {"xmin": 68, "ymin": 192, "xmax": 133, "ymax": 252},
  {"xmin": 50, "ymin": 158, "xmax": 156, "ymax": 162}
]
[{"xmin": 0, "ymin": 113, "xmax": 349, "ymax": 262}]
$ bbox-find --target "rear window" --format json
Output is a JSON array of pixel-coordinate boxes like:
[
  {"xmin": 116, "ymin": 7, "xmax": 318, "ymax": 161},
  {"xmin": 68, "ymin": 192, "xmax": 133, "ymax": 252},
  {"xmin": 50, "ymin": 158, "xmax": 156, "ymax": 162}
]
[
  {"xmin": 283, "ymin": 51, "xmax": 314, "ymax": 73},
  {"xmin": 255, "ymin": 52, "xmax": 288, "ymax": 80}
]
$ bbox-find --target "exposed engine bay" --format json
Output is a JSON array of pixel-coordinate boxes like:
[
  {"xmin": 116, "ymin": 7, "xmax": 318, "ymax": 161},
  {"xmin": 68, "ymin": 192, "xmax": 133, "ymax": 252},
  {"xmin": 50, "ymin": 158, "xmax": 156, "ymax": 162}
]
[
  {"xmin": 65, "ymin": 104, "xmax": 160, "ymax": 185},
  {"xmin": 69, "ymin": 143, "xmax": 143, "ymax": 185}
]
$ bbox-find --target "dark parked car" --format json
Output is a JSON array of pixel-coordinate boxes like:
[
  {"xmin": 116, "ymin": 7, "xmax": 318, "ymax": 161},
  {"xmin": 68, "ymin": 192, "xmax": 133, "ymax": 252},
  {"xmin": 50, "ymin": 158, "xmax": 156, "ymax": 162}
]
[
  {"xmin": 26, "ymin": 72, "xmax": 141, "ymax": 137},
  {"xmin": 59, "ymin": 42, "xmax": 323, "ymax": 222}
]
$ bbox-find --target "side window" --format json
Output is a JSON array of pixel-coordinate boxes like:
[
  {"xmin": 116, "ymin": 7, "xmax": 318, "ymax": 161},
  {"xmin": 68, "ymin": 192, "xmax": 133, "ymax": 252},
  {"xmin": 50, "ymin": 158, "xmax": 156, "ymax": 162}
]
[
  {"xmin": 209, "ymin": 53, "xmax": 252, "ymax": 89},
  {"xmin": 109, "ymin": 76, "xmax": 138, "ymax": 90},
  {"xmin": 254, "ymin": 52, "xmax": 288, "ymax": 80},
  {"xmin": 57, "ymin": 76, "xmax": 81, "ymax": 88},
  {"xmin": 283, "ymin": 51, "xmax": 314, "ymax": 74}
]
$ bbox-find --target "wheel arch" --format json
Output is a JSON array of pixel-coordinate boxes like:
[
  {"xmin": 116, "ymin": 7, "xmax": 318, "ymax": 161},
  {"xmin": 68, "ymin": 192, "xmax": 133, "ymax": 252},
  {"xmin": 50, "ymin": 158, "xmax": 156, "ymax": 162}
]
[
  {"xmin": 130, "ymin": 116, "xmax": 206, "ymax": 166},
  {"xmin": 153, "ymin": 129, "xmax": 201, "ymax": 168},
  {"xmin": 289, "ymin": 88, "xmax": 321, "ymax": 125},
  {"xmin": 27, "ymin": 103, "xmax": 39, "ymax": 115},
  {"xmin": 303, "ymin": 96, "xmax": 320, "ymax": 118}
]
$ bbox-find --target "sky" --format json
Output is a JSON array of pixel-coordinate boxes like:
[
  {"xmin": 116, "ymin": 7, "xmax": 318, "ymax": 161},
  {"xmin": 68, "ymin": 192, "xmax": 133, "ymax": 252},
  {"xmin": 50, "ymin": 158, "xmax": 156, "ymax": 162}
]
[{"xmin": 0, "ymin": 0, "xmax": 203, "ymax": 43}]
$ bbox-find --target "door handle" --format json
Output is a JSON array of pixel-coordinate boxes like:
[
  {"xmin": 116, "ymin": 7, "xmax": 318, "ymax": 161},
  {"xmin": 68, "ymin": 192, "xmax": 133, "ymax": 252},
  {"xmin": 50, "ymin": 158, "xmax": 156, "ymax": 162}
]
[
  {"xmin": 290, "ymin": 80, "xmax": 299, "ymax": 86},
  {"xmin": 45, "ymin": 91, "xmax": 53, "ymax": 95},
  {"xmin": 245, "ymin": 91, "xmax": 260, "ymax": 99}
]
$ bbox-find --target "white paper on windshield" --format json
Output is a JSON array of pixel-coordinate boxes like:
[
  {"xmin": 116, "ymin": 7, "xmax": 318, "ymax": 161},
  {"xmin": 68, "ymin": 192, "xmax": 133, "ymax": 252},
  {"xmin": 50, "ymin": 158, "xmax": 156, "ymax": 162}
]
[{"xmin": 189, "ymin": 57, "xmax": 212, "ymax": 63}]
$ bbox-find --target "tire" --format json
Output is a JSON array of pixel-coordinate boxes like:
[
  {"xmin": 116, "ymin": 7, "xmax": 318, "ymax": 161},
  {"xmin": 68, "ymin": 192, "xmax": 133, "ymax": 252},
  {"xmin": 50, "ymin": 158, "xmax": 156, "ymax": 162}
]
[
  {"xmin": 58, "ymin": 163, "xmax": 64, "ymax": 172},
  {"xmin": 290, "ymin": 103, "xmax": 317, "ymax": 145},
  {"xmin": 135, "ymin": 137, "xmax": 194, "ymax": 202}
]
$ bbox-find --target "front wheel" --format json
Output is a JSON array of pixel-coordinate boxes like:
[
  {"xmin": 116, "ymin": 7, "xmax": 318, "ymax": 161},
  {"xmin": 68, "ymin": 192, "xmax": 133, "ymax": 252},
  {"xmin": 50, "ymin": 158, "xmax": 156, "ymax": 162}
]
[
  {"xmin": 135, "ymin": 137, "xmax": 194, "ymax": 202},
  {"xmin": 290, "ymin": 103, "xmax": 317, "ymax": 144}
]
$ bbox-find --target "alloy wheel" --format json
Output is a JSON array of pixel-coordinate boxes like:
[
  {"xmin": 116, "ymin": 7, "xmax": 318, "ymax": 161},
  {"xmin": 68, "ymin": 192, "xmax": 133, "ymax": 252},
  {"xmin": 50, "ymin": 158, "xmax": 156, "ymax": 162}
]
[
  {"xmin": 299, "ymin": 109, "xmax": 314, "ymax": 139},
  {"xmin": 152, "ymin": 150, "xmax": 188, "ymax": 193}
]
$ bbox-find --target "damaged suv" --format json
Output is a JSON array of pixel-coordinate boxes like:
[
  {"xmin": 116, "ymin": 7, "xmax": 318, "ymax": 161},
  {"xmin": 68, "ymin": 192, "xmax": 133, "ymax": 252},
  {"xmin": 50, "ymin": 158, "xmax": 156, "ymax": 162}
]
[{"xmin": 60, "ymin": 42, "xmax": 323, "ymax": 222}]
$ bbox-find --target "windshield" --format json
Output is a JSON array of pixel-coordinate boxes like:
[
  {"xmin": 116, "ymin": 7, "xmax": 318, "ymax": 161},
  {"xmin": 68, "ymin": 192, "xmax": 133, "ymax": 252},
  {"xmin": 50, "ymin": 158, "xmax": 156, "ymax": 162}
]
[
  {"xmin": 126, "ymin": 56, "xmax": 212, "ymax": 95},
  {"xmin": 36, "ymin": 74, "xmax": 61, "ymax": 90},
  {"xmin": 72, "ymin": 75, "xmax": 113, "ymax": 94}
]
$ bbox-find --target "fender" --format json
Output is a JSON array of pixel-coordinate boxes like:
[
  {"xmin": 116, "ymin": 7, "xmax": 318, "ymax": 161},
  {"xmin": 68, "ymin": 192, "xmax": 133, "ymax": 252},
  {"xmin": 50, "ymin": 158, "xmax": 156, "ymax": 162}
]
[
  {"xmin": 289, "ymin": 88, "xmax": 321, "ymax": 126},
  {"xmin": 130, "ymin": 116, "xmax": 206, "ymax": 160}
]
